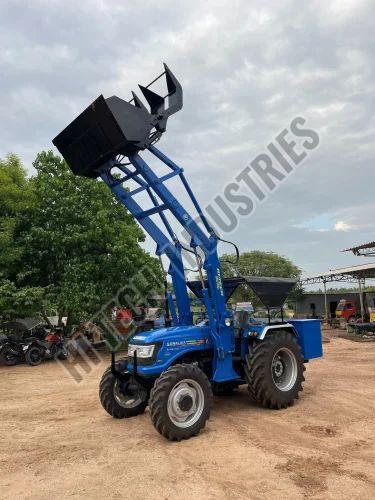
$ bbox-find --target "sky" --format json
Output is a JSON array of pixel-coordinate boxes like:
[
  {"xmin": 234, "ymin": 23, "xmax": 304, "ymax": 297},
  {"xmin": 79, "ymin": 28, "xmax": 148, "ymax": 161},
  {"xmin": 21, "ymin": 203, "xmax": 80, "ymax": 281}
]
[{"xmin": 1, "ymin": 0, "xmax": 374, "ymax": 281}]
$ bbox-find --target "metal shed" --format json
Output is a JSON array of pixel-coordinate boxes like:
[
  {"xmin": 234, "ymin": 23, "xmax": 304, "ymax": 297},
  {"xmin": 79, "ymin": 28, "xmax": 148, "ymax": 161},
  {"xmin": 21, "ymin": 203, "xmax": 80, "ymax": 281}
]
[{"xmin": 300, "ymin": 262, "xmax": 375, "ymax": 322}]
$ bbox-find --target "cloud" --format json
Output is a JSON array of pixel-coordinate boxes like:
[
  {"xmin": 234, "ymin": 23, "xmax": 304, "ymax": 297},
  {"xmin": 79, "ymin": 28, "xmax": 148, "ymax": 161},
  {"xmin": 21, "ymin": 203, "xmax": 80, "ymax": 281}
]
[
  {"xmin": 334, "ymin": 221, "xmax": 352, "ymax": 232},
  {"xmin": 0, "ymin": 0, "xmax": 374, "ymax": 279}
]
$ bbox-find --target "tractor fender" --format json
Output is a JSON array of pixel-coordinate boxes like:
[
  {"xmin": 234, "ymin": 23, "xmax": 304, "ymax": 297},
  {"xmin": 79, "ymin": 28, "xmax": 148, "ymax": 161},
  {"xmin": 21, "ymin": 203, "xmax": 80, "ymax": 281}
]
[{"xmin": 257, "ymin": 323, "xmax": 298, "ymax": 341}]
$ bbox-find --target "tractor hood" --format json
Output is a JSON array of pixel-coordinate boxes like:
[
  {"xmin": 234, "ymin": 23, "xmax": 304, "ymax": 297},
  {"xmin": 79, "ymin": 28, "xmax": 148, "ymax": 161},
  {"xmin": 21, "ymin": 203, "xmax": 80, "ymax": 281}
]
[
  {"xmin": 130, "ymin": 324, "xmax": 211, "ymax": 346},
  {"xmin": 127, "ymin": 324, "xmax": 212, "ymax": 377}
]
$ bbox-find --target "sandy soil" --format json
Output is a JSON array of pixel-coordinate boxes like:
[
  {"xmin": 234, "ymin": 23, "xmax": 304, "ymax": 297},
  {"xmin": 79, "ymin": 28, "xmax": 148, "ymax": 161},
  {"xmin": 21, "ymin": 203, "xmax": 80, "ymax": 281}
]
[{"xmin": 1, "ymin": 332, "xmax": 375, "ymax": 499}]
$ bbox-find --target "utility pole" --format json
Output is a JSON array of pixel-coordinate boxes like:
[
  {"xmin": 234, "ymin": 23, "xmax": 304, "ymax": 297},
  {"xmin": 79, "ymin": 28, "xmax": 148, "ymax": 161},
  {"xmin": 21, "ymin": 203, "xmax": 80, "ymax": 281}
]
[
  {"xmin": 323, "ymin": 280, "xmax": 329, "ymax": 325},
  {"xmin": 358, "ymin": 277, "xmax": 365, "ymax": 322}
]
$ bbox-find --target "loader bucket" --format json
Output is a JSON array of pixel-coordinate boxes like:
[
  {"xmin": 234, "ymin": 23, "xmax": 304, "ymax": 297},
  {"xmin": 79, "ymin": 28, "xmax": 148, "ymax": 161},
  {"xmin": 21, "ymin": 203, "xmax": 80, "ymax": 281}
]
[{"xmin": 53, "ymin": 64, "xmax": 182, "ymax": 178}]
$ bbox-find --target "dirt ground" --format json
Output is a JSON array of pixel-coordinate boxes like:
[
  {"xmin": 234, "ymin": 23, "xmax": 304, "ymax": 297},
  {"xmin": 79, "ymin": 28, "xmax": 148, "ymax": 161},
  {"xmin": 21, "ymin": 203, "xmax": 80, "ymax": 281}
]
[{"xmin": 1, "ymin": 331, "xmax": 375, "ymax": 499}]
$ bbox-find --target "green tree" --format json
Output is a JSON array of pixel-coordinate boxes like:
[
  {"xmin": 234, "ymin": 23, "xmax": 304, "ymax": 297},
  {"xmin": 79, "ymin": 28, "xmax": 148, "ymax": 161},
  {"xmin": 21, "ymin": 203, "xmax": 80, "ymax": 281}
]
[
  {"xmin": 0, "ymin": 151, "xmax": 163, "ymax": 324},
  {"xmin": 0, "ymin": 154, "xmax": 46, "ymax": 319},
  {"xmin": 220, "ymin": 250, "xmax": 302, "ymax": 305},
  {"xmin": 0, "ymin": 154, "xmax": 35, "ymax": 272}
]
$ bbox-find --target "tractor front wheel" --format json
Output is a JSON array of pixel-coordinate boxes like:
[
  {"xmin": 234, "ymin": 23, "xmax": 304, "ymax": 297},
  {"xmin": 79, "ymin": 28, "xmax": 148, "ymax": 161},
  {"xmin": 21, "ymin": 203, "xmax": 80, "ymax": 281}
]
[
  {"xmin": 149, "ymin": 364, "xmax": 213, "ymax": 441},
  {"xmin": 244, "ymin": 331, "xmax": 305, "ymax": 409},
  {"xmin": 99, "ymin": 362, "xmax": 148, "ymax": 419}
]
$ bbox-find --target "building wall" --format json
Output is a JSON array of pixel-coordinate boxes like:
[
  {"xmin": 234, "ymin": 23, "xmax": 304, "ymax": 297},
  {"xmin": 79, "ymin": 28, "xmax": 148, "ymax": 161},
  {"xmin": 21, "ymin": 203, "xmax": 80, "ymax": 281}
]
[{"xmin": 295, "ymin": 292, "xmax": 375, "ymax": 318}]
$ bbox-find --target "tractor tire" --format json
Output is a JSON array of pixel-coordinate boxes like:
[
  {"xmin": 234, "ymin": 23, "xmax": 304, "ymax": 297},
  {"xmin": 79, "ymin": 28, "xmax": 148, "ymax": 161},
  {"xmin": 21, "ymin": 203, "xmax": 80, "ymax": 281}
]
[
  {"xmin": 149, "ymin": 363, "xmax": 213, "ymax": 441},
  {"xmin": 25, "ymin": 346, "xmax": 44, "ymax": 366},
  {"xmin": 99, "ymin": 361, "xmax": 148, "ymax": 419},
  {"xmin": 244, "ymin": 330, "xmax": 305, "ymax": 409}
]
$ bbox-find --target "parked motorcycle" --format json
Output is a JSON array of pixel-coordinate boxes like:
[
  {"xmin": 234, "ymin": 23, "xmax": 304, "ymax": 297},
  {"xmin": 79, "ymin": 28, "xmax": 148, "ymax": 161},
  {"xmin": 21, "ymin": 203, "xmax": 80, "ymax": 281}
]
[
  {"xmin": 25, "ymin": 328, "xmax": 68, "ymax": 366},
  {"xmin": 0, "ymin": 337, "xmax": 29, "ymax": 365}
]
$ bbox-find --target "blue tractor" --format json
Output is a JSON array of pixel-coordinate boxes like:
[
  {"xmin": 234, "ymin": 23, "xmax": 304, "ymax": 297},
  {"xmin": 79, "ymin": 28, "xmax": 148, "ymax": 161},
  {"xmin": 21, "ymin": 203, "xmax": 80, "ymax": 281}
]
[{"xmin": 53, "ymin": 65, "xmax": 323, "ymax": 441}]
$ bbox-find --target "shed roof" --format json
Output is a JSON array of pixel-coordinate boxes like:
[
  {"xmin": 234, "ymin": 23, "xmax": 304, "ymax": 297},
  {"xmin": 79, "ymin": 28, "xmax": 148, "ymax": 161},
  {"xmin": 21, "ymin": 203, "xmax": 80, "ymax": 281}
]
[
  {"xmin": 301, "ymin": 262, "xmax": 375, "ymax": 284},
  {"xmin": 342, "ymin": 241, "xmax": 375, "ymax": 256}
]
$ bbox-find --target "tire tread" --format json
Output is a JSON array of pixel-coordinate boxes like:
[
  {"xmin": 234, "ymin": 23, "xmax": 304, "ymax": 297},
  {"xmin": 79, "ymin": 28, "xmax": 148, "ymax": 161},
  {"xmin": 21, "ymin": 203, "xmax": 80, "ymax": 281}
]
[
  {"xmin": 149, "ymin": 363, "xmax": 213, "ymax": 441},
  {"xmin": 244, "ymin": 331, "xmax": 305, "ymax": 409},
  {"xmin": 99, "ymin": 361, "xmax": 148, "ymax": 419}
]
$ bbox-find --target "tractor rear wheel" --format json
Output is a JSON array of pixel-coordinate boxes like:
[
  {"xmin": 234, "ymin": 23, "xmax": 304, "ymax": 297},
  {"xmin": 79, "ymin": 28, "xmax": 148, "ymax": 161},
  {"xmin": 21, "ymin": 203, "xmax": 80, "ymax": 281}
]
[
  {"xmin": 244, "ymin": 331, "xmax": 305, "ymax": 409},
  {"xmin": 149, "ymin": 364, "xmax": 213, "ymax": 441},
  {"xmin": 99, "ymin": 361, "xmax": 148, "ymax": 419}
]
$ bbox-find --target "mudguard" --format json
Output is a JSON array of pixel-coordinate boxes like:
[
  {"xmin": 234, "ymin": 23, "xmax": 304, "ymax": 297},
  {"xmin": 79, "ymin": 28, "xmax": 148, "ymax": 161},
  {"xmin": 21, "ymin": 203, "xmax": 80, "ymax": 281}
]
[{"xmin": 247, "ymin": 319, "xmax": 323, "ymax": 360}]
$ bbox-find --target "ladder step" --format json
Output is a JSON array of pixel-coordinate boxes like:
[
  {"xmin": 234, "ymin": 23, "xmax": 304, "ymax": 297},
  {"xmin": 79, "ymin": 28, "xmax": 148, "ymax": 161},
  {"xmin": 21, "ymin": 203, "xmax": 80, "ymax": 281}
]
[
  {"xmin": 128, "ymin": 170, "xmax": 180, "ymax": 197},
  {"xmin": 137, "ymin": 204, "xmax": 168, "ymax": 219},
  {"xmin": 111, "ymin": 168, "xmax": 142, "ymax": 187}
]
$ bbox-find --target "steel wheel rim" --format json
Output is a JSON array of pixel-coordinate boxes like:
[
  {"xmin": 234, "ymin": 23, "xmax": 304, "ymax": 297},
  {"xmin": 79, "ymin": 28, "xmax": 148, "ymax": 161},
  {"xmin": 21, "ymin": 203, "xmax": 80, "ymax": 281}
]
[
  {"xmin": 271, "ymin": 347, "xmax": 298, "ymax": 392},
  {"xmin": 167, "ymin": 378, "xmax": 204, "ymax": 428},
  {"xmin": 113, "ymin": 380, "xmax": 145, "ymax": 409}
]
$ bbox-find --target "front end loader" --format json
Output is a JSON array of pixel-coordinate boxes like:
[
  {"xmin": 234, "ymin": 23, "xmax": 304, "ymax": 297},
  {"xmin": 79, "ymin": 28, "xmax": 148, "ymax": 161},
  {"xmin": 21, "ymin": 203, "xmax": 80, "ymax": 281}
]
[{"xmin": 53, "ymin": 64, "xmax": 323, "ymax": 441}]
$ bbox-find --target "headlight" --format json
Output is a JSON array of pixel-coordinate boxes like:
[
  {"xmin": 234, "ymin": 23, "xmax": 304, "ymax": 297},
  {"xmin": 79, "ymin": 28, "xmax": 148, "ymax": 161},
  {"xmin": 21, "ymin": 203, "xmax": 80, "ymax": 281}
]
[{"xmin": 128, "ymin": 344, "xmax": 155, "ymax": 358}]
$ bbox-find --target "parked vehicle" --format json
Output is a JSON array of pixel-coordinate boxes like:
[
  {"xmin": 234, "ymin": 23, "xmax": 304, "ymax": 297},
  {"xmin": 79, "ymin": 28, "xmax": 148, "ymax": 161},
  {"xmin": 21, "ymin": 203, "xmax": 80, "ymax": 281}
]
[
  {"xmin": 335, "ymin": 298, "xmax": 368, "ymax": 323},
  {"xmin": 0, "ymin": 336, "xmax": 29, "ymax": 365},
  {"xmin": 25, "ymin": 328, "xmax": 68, "ymax": 366}
]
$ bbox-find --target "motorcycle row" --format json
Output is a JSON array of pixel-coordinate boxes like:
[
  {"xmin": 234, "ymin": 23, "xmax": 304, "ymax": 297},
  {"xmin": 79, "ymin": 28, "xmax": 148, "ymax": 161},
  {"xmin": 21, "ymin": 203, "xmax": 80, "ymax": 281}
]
[{"xmin": 0, "ymin": 326, "xmax": 68, "ymax": 367}]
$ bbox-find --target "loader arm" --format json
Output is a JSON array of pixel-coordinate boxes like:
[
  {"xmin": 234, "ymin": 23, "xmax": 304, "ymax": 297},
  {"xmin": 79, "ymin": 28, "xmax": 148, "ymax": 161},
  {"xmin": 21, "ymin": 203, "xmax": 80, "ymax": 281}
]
[
  {"xmin": 53, "ymin": 64, "xmax": 238, "ymax": 381},
  {"xmin": 100, "ymin": 144, "xmax": 238, "ymax": 381}
]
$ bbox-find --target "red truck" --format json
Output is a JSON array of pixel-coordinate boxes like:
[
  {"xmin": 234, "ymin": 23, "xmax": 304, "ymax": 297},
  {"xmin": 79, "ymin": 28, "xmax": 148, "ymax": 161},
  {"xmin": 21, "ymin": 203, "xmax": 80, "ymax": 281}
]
[{"xmin": 335, "ymin": 299, "xmax": 369, "ymax": 323}]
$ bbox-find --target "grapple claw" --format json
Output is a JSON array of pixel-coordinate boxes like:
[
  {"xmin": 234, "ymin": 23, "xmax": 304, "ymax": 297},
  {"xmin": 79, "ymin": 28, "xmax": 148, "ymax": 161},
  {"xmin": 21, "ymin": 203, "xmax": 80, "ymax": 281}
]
[
  {"xmin": 131, "ymin": 91, "xmax": 148, "ymax": 113},
  {"xmin": 163, "ymin": 63, "xmax": 183, "ymax": 114},
  {"xmin": 138, "ymin": 85, "xmax": 165, "ymax": 115},
  {"xmin": 52, "ymin": 64, "xmax": 183, "ymax": 178}
]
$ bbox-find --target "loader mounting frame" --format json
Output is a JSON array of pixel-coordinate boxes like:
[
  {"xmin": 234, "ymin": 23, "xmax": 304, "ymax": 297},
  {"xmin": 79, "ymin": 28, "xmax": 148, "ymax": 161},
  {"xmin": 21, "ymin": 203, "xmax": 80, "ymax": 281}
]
[{"xmin": 101, "ymin": 145, "xmax": 238, "ymax": 382}]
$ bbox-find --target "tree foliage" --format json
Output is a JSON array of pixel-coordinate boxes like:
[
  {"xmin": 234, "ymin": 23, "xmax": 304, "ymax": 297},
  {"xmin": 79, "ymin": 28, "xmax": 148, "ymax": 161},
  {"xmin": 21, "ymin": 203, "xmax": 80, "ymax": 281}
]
[
  {"xmin": 220, "ymin": 250, "xmax": 302, "ymax": 305},
  {"xmin": 0, "ymin": 154, "xmax": 35, "ymax": 274},
  {"xmin": 0, "ymin": 154, "xmax": 43, "ymax": 318},
  {"xmin": 0, "ymin": 151, "xmax": 163, "ymax": 324}
]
